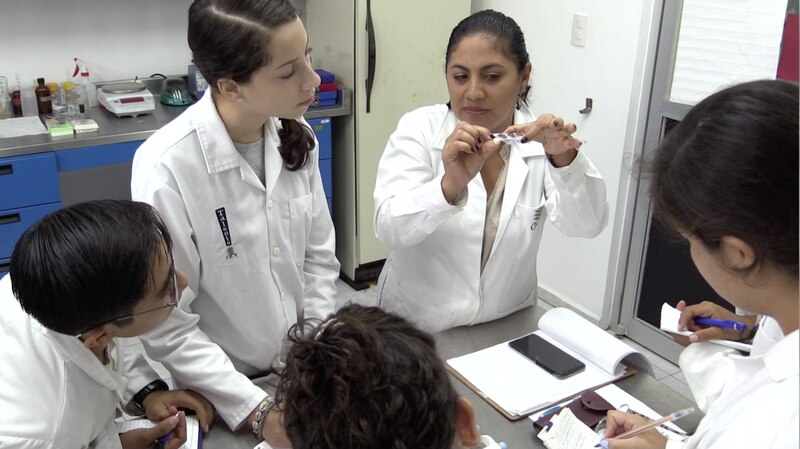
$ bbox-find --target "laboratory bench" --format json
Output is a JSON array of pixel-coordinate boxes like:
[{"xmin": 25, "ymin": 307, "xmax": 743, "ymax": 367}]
[
  {"xmin": 202, "ymin": 305, "xmax": 702, "ymax": 448},
  {"xmin": 0, "ymin": 86, "xmax": 352, "ymax": 275}
]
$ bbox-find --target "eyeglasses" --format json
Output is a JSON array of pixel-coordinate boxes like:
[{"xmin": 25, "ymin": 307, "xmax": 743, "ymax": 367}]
[{"xmin": 76, "ymin": 259, "xmax": 179, "ymax": 337}]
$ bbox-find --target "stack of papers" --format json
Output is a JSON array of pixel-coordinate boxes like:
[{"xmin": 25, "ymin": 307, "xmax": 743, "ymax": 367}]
[{"xmin": 0, "ymin": 116, "xmax": 48, "ymax": 139}]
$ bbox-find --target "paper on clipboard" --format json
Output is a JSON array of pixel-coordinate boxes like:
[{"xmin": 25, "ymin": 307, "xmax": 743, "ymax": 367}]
[
  {"xmin": 446, "ymin": 308, "xmax": 650, "ymax": 420},
  {"xmin": 669, "ymin": 0, "xmax": 787, "ymax": 106}
]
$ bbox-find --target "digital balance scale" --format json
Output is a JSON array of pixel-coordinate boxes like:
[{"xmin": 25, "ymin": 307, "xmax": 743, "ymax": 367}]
[{"xmin": 97, "ymin": 82, "xmax": 156, "ymax": 117}]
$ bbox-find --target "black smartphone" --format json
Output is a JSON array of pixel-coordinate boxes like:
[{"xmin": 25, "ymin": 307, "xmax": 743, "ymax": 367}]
[{"xmin": 508, "ymin": 333, "xmax": 585, "ymax": 379}]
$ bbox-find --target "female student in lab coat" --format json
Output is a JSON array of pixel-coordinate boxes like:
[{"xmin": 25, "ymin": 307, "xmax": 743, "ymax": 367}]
[
  {"xmin": 601, "ymin": 80, "xmax": 798, "ymax": 449},
  {"xmin": 373, "ymin": 9, "xmax": 608, "ymax": 333},
  {"xmin": 130, "ymin": 0, "xmax": 339, "ymax": 437},
  {"xmin": 0, "ymin": 200, "xmax": 213, "ymax": 449}
]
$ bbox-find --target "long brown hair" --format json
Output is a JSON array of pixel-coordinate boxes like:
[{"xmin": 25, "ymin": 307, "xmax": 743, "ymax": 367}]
[{"xmin": 188, "ymin": 0, "xmax": 314, "ymax": 171}]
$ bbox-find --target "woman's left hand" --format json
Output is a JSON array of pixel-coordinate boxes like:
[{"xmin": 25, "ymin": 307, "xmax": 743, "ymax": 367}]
[{"xmin": 504, "ymin": 113, "xmax": 581, "ymax": 166}]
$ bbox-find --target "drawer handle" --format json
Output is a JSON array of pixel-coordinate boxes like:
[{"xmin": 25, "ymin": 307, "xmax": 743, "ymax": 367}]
[
  {"xmin": 0, "ymin": 213, "xmax": 21, "ymax": 225},
  {"xmin": 0, "ymin": 164, "xmax": 12, "ymax": 176}
]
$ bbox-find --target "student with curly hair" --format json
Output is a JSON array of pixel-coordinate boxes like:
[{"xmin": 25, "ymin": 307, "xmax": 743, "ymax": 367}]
[{"xmin": 272, "ymin": 304, "xmax": 482, "ymax": 449}]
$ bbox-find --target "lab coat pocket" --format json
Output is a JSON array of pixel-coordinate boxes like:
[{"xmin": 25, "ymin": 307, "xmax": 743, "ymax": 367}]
[{"xmin": 289, "ymin": 193, "xmax": 313, "ymax": 268}]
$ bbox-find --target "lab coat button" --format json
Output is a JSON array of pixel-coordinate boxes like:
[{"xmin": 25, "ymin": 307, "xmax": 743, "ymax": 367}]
[
  {"xmin": 272, "ymin": 247, "xmax": 280, "ymax": 256},
  {"xmin": 268, "ymin": 199, "xmax": 273, "ymax": 208}
]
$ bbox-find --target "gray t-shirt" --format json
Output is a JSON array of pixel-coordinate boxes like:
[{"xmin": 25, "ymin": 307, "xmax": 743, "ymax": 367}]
[{"xmin": 233, "ymin": 138, "xmax": 265, "ymax": 186}]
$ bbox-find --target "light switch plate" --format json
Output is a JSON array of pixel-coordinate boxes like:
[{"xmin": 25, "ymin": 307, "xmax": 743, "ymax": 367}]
[{"xmin": 571, "ymin": 13, "xmax": 588, "ymax": 47}]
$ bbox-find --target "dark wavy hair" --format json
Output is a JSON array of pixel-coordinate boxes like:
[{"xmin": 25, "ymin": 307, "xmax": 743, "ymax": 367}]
[
  {"xmin": 275, "ymin": 304, "xmax": 460, "ymax": 449},
  {"xmin": 446, "ymin": 9, "xmax": 531, "ymax": 103},
  {"xmin": 188, "ymin": 0, "xmax": 314, "ymax": 171},
  {"xmin": 650, "ymin": 79, "xmax": 798, "ymax": 276},
  {"xmin": 9, "ymin": 200, "xmax": 173, "ymax": 335}
]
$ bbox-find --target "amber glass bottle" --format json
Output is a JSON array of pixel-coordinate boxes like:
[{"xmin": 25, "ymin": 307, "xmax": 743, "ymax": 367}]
[{"xmin": 35, "ymin": 77, "xmax": 52, "ymax": 114}]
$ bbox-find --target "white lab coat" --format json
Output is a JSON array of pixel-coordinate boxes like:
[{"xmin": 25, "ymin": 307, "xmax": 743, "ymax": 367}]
[
  {"xmin": 0, "ymin": 275, "xmax": 129, "ymax": 449},
  {"xmin": 131, "ymin": 91, "xmax": 339, "ymax": 429},
  {"xmin": 373, "ymin": 104, "xmax": 608, "ymax": 333},
  {"xmin": 666, "ymin": 325, "xmax": 799, "ymax": 449}
]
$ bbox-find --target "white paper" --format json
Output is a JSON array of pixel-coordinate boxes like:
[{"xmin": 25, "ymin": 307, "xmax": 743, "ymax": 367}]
[
  {"xmin": 670, "ymin": 0, "xmax": 787, "ymax": 105},
  {"xmin": 116, "ymin": 416, "xmax": 202, "ymax": 449},
  {"xmin": 0, "ymin": 116, "xmax": 48, "ymax": 138},
  {"xmin": 447, "ymin": 308, "xmax": 648, "ymax": 416},
  {"xmin": 659, "ymin": 302, "xmax": 752, "ymax": 353},
  {"xmin": 537, "ymin": 408, "xmax": 599, "ymax": 449}
]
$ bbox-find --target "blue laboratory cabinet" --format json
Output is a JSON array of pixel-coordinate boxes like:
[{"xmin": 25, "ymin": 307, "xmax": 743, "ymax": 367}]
[
  {"xmin": 0, "ymin": 117, "xmax": 334, "ymax": 276},
  {"xmin": 307, "ymin": 117, "xmax": 333, "ymax": 215}
]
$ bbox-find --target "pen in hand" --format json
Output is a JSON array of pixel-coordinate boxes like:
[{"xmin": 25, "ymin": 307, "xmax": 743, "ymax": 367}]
[
  {"xmin": 155, "ymin": 411, "xmax": 181, "ymax": 449},
  {"xmin": 613, "ymin": 407, "xmax": 695, "ymax": 441},
  {"xmin": 694, "ymin": 316, "xmax": 748, "ymax": 332}
]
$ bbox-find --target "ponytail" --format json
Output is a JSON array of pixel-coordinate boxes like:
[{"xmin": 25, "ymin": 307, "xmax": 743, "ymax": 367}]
[{"xmin": 278, "ymin": 118, "xmax": 315, "ymax": 171}]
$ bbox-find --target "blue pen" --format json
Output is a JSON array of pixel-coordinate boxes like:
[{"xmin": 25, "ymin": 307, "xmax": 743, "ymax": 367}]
[
  {"xmin": 694, "ymin": 317, "xmax": 748, "ymax": 332},
  {"xmin": 155, "ymin": 412, "xmax": 180, "ymax": 449},
  {"xmin": 537, "ymin": 405, "xmax": 562, "ymax": 420},
  {"xmin": 155, "ymin": 432, "xmax": 170, "ymax": 449}
]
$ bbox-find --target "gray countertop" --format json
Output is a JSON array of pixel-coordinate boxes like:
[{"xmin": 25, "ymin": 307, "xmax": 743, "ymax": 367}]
[
  {"xmin": 0, "ymin": 85, "xmax": 352, "ymax": 160},
  {"xmin": 202, "ymin": 305, "xmax": 702, "ymax": 448}
]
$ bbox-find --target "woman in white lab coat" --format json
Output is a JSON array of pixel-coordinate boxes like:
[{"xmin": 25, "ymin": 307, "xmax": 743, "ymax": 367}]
[
  {"xmin": 373, "ymin": 10, "xmax": 608, "ymax": 333},
  {"xmin": 601, "ymin": 81, "xmax": 798, "ymax": 449},
  {"xmin": 130, "ymin": 0, "xmax": 339, "ymax": 436}
]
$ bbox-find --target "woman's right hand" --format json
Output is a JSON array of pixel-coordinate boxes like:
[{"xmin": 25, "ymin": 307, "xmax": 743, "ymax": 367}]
[
  {"xmin": 440, "ymin": 121, "xmax": 499, "ymax": 203},
  {"xmin": 676, "ymin": 300, "xmax": 757, "ymax": 344},
  {"xmin": 601, "ymin": 410, "xmax": 667, "ymax": 449}
]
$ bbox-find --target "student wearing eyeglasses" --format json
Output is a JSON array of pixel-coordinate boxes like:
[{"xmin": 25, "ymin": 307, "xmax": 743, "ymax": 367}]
[{"xmin": 0, "ymin": 200, "xmax": 213, "ymax": 449}]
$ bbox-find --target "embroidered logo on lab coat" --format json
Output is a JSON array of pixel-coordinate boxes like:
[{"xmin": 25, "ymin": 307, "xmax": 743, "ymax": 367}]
[
  {"xmin": 215, "ymin": 207, "xmax": 238, "ymax": 259},
  {"xmin": 531, "ymin": 206, "xmax": 545, "ymax": 230}
]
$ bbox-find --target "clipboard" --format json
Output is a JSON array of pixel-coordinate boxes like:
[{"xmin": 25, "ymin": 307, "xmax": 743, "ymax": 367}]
[{"xmin": 447, "ymin": 362, "xmax": 637, "ymax": 421}]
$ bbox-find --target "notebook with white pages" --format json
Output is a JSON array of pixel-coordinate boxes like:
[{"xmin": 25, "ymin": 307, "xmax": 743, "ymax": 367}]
[
  {"xmin": 659, "ymin": 303, "xmax": 752, "ymax": 353},
  {"xmin": 446, "ymin": 307, "xmax": 651, "ymax": 420}
]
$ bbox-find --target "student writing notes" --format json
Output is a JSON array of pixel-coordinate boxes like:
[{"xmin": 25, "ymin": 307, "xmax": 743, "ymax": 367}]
[
  {"xmin": 0, "ymin": 200, "xmax": 214, "ymax": 449},
  {"xmin": 601, "ymin": 80, "xmax": 798, "ymax": 449},
  {"xmin": 373, "ymin": 10, "xmax": 608, "ymax": 333}
]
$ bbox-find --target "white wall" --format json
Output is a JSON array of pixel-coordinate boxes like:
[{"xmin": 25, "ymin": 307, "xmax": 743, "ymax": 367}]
[
  {"xmin": 0, "ymin": 0, "xmax": 192, "ymax": 89},
  {"xmin": 471, "ymin": 0, "xmax": 656, "ymax": 320}
]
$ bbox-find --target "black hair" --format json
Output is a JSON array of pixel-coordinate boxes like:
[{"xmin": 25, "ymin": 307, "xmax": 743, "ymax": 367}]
[
  {"xmin": 188, "ymin": 0, "xmax": 315, "ymax": 171},
  {"xmin": 275, "ymin": 304, "xmax": 460, "ymax": 449},
  {"xmin": 9, "ymin": 200, "xmax": 173, "ymax": 335},
  {"xmin": 446, "ymin": 9, "xmax": 531, "ymax": 103},
  {"xmin": 650, "ymin": 79, "xmax": 798, "ymax": 276}
]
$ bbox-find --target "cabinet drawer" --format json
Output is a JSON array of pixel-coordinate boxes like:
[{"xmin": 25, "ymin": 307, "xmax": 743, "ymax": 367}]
[
  {"xmin": 319, "ymin": 158, "xmax": 332, "ymax": 199},
  {"xmin": 0, "ymin": 153, "xmax": 61, "ymax": 211},
  {"xmin": 0, "ymin": 202, "xmax": 62, "ymax": 259},
  {"xmin": 308, "ymin": 117, "xmax": 332, "ymax": 160}
]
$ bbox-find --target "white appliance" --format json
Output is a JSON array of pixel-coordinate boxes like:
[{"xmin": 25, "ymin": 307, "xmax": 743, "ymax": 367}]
[
  {"xmin": 305, "ymin": 0, "xmax": 470, "ymax": 287},
  {"xmin": 97, "ymin": 82, "xmax": 155, "ymax": 117}
]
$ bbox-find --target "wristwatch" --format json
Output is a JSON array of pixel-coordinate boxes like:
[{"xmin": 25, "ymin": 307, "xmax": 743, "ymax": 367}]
[{"xmin": 132, "ymin": 379, "xmax": 169, "ymax": 410}]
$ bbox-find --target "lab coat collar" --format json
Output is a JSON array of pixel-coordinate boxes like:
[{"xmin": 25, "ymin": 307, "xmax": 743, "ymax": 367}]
[
  {"xmin": 194, "ymin": 92, "xmax": 242, "ymax": 175},
  {"xmin": 41, "ymin": 325, "xmax": 128, "ymax": 401},
  {"xmin": 431, "ymin": 107, "xmax": 460, "ymax": 150},
  {"xmin": 763, "ymin": 329, "xmax": 799, "ymax": 381},
  {"xmin": 193, "ymin": 91, "xmax": 285, "ymax": 195}
]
